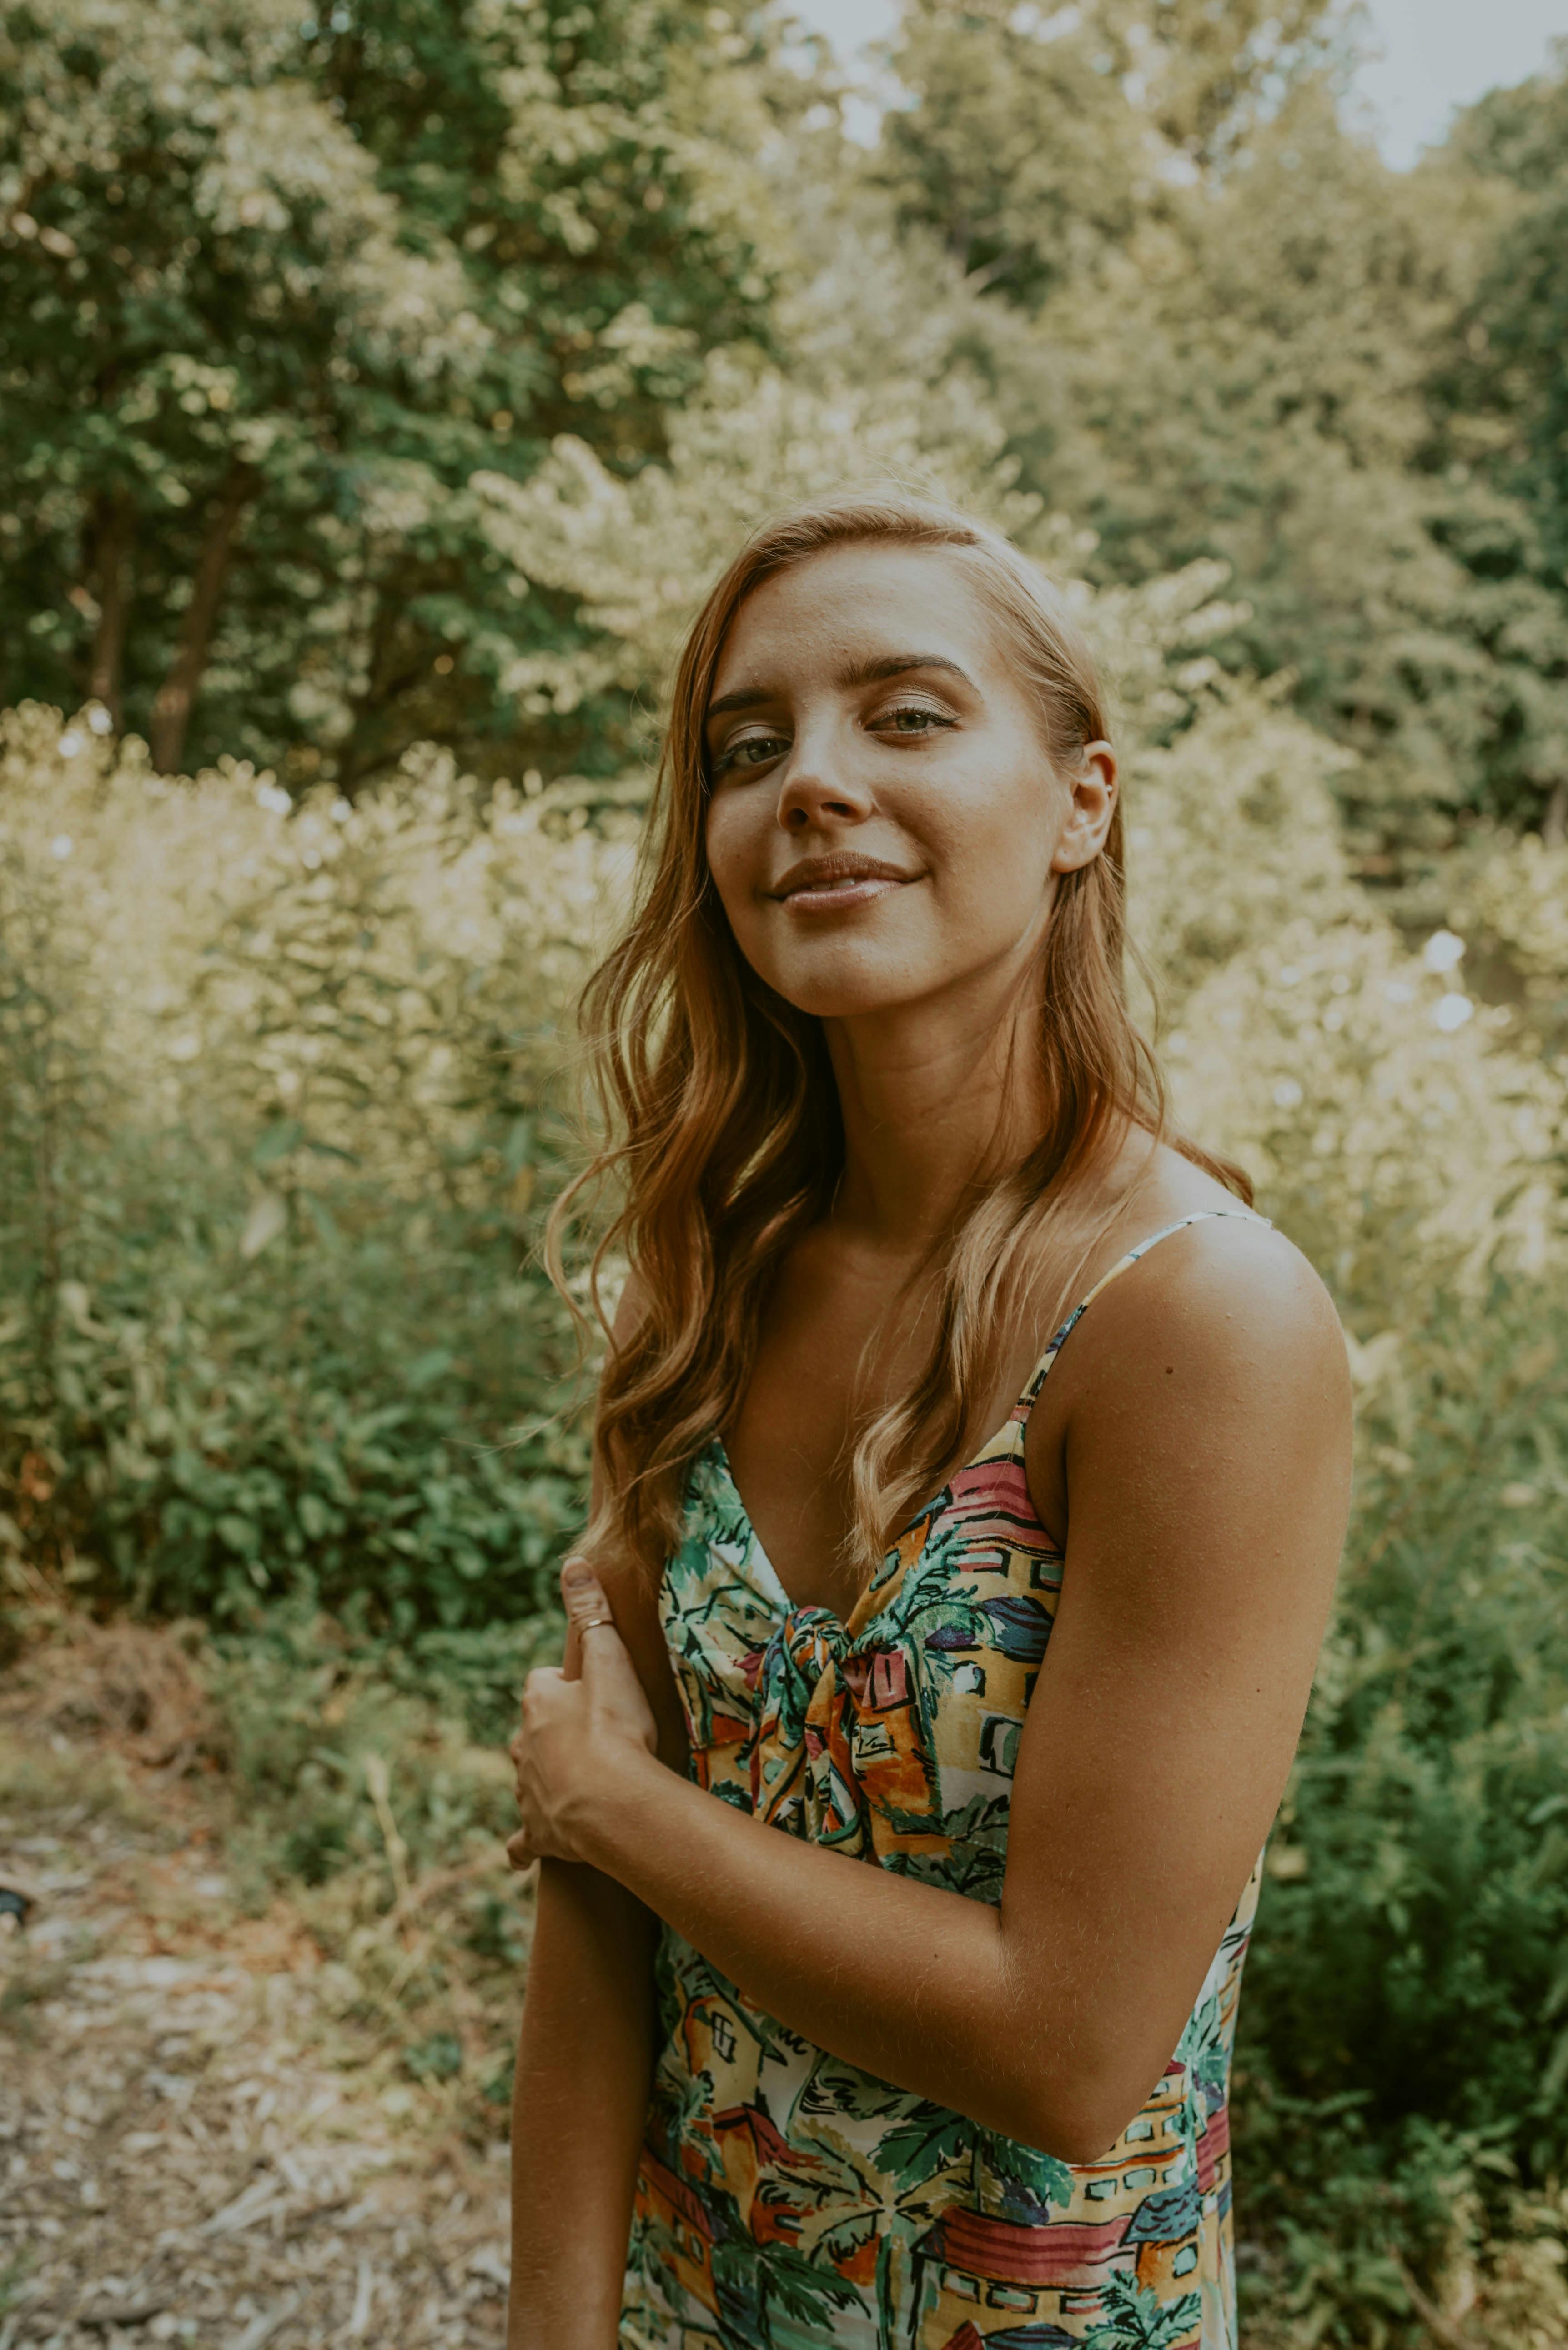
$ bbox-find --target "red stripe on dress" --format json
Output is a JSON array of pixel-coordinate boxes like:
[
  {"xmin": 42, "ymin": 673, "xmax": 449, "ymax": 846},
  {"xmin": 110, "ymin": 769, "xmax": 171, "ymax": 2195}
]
[{"xmin": 924, "ymin": 2206, "xmax": 1128, "ymax": 2285}]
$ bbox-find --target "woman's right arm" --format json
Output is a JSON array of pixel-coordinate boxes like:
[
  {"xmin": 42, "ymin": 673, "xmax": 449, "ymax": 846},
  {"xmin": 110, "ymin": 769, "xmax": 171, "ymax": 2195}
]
[
  {"xmin": 507, "ymin": 1854, "xmax": 658, "ymax": 2348},
  {"xmin": 508, "ymin": 1275, "xmax": 688, "ymax": 2345}
]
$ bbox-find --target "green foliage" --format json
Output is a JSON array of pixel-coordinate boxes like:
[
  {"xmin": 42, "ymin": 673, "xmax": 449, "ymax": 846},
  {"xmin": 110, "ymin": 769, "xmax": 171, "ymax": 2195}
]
[
  {"xmin": 0, "ymin": 704, "xmax": 618, "ymax": 1630},
  {"xmin": 0, "ymin": 0, "xmax": 790, "ymax": 781},
  {"xmin": 44, "ymin": 1217, "xmax": 587, "ymax": 1630},
  {"xmin": 1437, "ymin": 50, "xmax": 1568, "ymax": 580},
  {"xmin": 867, "ymin": 7, "xmax": 1568, "ymax": 851},
  {"xmin": 1235, "ymin": 1286, "xmax": 1568, "ymax": 2339},
  {"xmin": 879, "ymin": 0, "xmax": 1342, "ymax": 296},
  {"xmin": 403, "ymin": 2031, "xmax": 464, "ymax": 2082},
  {"xmin": 204, "ymin": 1599, "xmax": 558, "ymax": 1895}
]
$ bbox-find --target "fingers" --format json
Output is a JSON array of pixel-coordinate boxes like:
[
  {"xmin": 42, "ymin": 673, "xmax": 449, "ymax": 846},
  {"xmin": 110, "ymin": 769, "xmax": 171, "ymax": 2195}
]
[{"xmin": 506, "ymin": 1829, "xmax": 537, "ymax": 1873}]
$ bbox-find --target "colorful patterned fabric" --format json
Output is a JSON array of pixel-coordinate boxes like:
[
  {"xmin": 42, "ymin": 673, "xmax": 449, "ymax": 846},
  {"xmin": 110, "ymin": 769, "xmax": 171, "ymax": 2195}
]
[{"xmin": 622, "ymin": 1211, "xmax": 1270, "ymax": 2350}]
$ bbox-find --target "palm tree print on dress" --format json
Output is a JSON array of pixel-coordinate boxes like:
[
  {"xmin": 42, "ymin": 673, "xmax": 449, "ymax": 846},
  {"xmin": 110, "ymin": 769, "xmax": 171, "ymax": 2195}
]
[{"xmin": 621, "ymin": 1212, "xmax": 1269, "ymax": 2350}]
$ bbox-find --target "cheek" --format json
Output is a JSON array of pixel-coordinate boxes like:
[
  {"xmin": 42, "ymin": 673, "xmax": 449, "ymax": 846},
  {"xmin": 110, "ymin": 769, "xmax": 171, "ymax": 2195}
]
[
  {"xmin": 920, "ymin": 779, "xmax": 1056, "ymax": 921},
  {"xmin": 702, "ymin": 798, "xmax": 735, "ymax": 889},
  {"xmin": 703, "ymin": 797, "xmax": 766, "ymax": 936}
]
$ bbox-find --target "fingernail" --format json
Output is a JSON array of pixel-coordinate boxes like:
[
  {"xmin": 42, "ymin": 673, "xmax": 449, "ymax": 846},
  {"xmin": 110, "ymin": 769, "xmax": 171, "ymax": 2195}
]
[{"xmin": 561, "ymin": 1558, "xmax": 594, "ymax": 1595}]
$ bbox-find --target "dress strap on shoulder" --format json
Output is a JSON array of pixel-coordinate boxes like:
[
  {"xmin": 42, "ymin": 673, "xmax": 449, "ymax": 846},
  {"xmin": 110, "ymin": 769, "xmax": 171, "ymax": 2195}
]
[{"xmin": 1021, "ymin": 1208, "xmax": 1272, "ymax": 1407}]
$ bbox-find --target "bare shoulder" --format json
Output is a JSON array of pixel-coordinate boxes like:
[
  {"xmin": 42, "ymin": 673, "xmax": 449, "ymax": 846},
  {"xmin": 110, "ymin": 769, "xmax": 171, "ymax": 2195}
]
[
  {"xmin": 1125, "ymin": 1209, "xmax": 1342, "ymax": 1360},
  {"xmin": 1025, "ymin": 1201, "xmax": 1352, "ymax": 1543},
  {"xmin": 1074, "ymin": 1213, "xmax": 1347, "ymax": 1420}
]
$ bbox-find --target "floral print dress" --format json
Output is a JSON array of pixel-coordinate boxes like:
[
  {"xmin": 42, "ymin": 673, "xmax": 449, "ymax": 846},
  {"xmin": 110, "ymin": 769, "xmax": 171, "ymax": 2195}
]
[{"xmin": 621, "ymin": 1211, "xmax": 1269, "ymax": 2350}]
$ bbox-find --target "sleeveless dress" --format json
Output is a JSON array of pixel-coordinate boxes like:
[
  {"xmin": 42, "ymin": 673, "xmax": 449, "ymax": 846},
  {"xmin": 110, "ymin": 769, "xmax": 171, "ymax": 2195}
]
[{"xmin": 622, "ymin": 1210, "xmax": 1269, "ymax": 2350}]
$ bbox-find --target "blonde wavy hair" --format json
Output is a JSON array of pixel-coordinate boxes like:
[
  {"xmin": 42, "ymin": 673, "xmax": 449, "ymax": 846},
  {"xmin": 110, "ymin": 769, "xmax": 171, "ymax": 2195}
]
[{"xmin": 547, "ymin": 490, "xmax": 1249, "ymax": 1580}]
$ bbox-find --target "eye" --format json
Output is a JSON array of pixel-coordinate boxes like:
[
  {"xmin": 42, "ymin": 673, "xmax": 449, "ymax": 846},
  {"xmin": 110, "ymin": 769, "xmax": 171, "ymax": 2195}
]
[
  {"xmin": 712, "ymin": 729, "xmax": 789, "ymax": 777},
  {"xmin": 872, "ymin": 701, "xmax": 955, "ymax": 738}
]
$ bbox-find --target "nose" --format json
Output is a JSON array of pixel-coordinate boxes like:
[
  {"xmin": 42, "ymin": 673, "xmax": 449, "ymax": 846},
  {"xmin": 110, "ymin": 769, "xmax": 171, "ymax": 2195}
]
[{"xmin": 775, "ymin": 724, "xmax": 874, "ymax": 833}]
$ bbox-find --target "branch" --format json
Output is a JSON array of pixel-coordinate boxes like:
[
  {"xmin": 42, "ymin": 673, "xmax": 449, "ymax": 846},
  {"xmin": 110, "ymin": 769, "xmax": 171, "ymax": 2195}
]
[{"xmin": 1393, "ymin": 2257, "xmax": 1485, "ymax": 2350}]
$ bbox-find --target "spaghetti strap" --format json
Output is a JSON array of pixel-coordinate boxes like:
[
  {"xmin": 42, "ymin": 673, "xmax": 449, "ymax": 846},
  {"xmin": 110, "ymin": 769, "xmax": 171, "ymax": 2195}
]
[{"xmin": 1020, "ymin": 1207, "xmax": 1273, "ymax": 1406}]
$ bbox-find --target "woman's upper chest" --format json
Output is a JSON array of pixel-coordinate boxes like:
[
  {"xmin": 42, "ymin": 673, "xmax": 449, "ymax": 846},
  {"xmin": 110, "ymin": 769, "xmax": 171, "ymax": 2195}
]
[
  {"xmin": 722, "ymin": 1226, "xmax": 928, "ymax": 1614},
  {"xmin": 721, "ymin": 1228, "xmax": 1070, "ymax": 1616}
]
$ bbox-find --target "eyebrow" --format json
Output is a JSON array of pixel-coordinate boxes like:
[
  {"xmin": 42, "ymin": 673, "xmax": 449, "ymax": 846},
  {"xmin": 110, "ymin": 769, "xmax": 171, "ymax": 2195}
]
[{"xmin": 704, "ymin": 652, "xmax": 976, "ymax": 724}]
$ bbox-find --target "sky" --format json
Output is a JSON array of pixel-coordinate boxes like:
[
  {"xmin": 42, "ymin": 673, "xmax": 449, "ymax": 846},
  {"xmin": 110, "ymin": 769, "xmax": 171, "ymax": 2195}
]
[{"xmin": 789, "ymin": 0, "xmax": 1568, "ymax": 168}]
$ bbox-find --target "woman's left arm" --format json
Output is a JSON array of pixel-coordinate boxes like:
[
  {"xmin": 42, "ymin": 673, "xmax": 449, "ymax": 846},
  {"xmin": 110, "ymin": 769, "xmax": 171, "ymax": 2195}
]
[{"xmin": 511, "ymin": 1227, "xmax": 1351, "ymax": 2163}]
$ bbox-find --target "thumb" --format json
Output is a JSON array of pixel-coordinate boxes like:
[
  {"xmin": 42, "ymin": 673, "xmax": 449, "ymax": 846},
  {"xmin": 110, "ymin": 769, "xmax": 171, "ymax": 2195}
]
[
  {"xmin": 562, "ymin": 1559, "xmax": 654, "ymax": 1743},
  {"xmin": 561, "ymin": 1554, "xmax": 612, "ymax": 1633}
]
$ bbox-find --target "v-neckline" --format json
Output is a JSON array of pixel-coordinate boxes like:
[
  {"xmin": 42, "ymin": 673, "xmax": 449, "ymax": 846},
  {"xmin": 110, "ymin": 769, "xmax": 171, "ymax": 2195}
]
[
  {"xmin": 708, "ymin": 1436, "xmax": 804, "ymax": 1623},
  {"xmin": 708, "ymin": 1375, "xmax": 1032, "ymax": 1640}
]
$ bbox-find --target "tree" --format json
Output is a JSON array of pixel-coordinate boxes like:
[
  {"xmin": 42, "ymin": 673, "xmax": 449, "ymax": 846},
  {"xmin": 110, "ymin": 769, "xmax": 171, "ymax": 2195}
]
[
  {"xmin": 1422, "ymin": 45, "xmax": 1568, "ymax": 839},
  {"xmin": 0, "ymin": 0, "xmax": 789, "ymax": 782},
  {"xmin": 875, "ymin": 0, "xmax": 1342, "ymax": 300},
  {"xmin": 861, "ymin": 6, "xmax": 1568, "ymax": 851}
]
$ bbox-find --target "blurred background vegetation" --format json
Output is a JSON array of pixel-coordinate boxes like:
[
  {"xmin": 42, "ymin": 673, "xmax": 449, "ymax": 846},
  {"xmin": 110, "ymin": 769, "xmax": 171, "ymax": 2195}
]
[{"xmin": 2, "ymin": 2, "xmax": 1568, "ymax": 2342}]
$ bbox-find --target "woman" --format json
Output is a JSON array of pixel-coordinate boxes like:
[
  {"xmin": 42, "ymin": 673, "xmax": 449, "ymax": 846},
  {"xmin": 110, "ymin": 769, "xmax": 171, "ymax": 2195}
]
[{"xmin": 504, "ymin": 492, "xmax": 1351, "ymax": 2350}]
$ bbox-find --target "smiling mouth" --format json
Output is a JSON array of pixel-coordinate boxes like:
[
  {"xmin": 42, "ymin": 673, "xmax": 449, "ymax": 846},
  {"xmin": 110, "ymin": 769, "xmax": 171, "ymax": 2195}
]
[{"xmin": 771, "ymin": 856, "xmax": 919, "ymax": 909}]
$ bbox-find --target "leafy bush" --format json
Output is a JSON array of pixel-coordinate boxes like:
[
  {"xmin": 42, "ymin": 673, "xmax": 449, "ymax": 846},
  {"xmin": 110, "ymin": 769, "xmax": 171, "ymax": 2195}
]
[
  {"xmin": 1236, "ymin": 1286, "xmax": 1568, "ymax": 2340},
  {"xmin": 0, "ymin": 705, "xmax": 625, "ymax": 1629}
]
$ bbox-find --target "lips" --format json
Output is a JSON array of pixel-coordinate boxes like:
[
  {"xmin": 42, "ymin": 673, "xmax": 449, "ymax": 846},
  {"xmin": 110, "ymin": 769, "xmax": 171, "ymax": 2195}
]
[{"xmin": 771, "ymin": 854, "xmax": 918, "ymax": 909}]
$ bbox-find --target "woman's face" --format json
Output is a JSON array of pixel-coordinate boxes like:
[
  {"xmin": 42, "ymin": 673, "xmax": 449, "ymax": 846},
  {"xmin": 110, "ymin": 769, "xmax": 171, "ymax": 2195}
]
[{"xmin": 702, "ymin": 542, "xmax": 1116, "ymax": 1025}]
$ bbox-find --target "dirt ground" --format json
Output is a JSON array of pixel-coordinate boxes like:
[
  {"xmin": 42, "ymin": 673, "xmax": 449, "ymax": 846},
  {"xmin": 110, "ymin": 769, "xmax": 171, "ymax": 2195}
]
[
  {"xmin": 7, "ymin": 1617, "xmax": 1568, "ymax": 2350},
  {"xmin": 0, "ymin": 1624, "xmax": 519, "ymax": 2349}
]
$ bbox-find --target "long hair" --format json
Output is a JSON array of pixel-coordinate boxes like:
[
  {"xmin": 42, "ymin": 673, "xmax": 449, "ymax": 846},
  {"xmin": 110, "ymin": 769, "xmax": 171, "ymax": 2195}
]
[{"xmin": 546, "ymin": 490, "xmax": 1249, "ymax": 1579}]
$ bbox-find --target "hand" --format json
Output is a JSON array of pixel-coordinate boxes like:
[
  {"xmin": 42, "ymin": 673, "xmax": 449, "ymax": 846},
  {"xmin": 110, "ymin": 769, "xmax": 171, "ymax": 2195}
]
[{"xmin": 506, "ymin": 1557, "xmax": 660, "ymax": 1871}]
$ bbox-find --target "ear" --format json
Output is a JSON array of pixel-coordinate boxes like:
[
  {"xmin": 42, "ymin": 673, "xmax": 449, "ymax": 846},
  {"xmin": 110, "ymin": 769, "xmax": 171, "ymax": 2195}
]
[{"xmin": 1050, "ymin": 742, "xmax": 1117, "ymax": 874}]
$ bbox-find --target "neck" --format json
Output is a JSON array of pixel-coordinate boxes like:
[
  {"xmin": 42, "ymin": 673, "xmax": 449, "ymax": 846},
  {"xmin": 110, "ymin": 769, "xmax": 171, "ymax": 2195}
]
[{"xmin": 823, "ymin": 970, "xmax": 1052, "ymax": 1255}]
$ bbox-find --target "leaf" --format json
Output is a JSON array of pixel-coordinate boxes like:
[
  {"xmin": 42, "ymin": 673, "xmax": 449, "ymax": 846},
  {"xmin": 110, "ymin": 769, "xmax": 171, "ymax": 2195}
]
[
  {"xmin": 251, "ymin": 1118, "xmax": 304, "ymax": 1168},
  {"xmin": 298, "ymin": 1492, "xmax": 331, "ymax": 1540},
  {"xmin": 1345, "ymin": 1330, "xmax": 1402, "ymax": 1390},
  {"xmin": 402, "ymin": 2032, "xmax": 463, "ymax": 2082},
  {"xmin": 240, "ymin": 1191, "xmax": 288, "ymax": 1259},
  {"xmin": 501, "ymin": 1115, "xmax": 533, "ymax": 1178},
  {"xmin": 300, "ymin": 1191, "xmax": 340, "ymax": 1247}
]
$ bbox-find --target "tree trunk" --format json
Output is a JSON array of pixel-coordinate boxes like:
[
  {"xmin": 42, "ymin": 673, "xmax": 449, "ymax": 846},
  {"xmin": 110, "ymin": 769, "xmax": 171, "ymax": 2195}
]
[
  {"xmin": 149, "ymin": 464, "xmax": 257, "ymax": 774},
  {"xmin": 85, "ymin": 492, "xmax": 135, "ymax": 729},
  {"xmin": 1543, "ymin": 778, "xmax": 1568, "ymax": 851}
]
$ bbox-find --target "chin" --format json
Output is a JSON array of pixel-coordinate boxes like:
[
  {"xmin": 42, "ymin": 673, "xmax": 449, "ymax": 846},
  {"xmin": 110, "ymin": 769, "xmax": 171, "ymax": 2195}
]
[{"xmin": 763, "ymin": 949, "xmax": 933, "ymax": 1022}]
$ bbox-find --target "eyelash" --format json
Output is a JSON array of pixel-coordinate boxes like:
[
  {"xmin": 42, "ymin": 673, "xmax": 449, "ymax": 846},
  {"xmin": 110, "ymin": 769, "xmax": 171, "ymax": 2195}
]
[{"xmin": 712, "ymin": 702, "xmax": 955, "ymax": 777}]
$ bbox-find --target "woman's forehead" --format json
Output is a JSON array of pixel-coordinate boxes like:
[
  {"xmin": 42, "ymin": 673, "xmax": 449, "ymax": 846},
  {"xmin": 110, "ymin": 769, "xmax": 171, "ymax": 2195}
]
[{"xmin": 714, "ymin": 541, "xmax": 997, "ymax": 688}]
